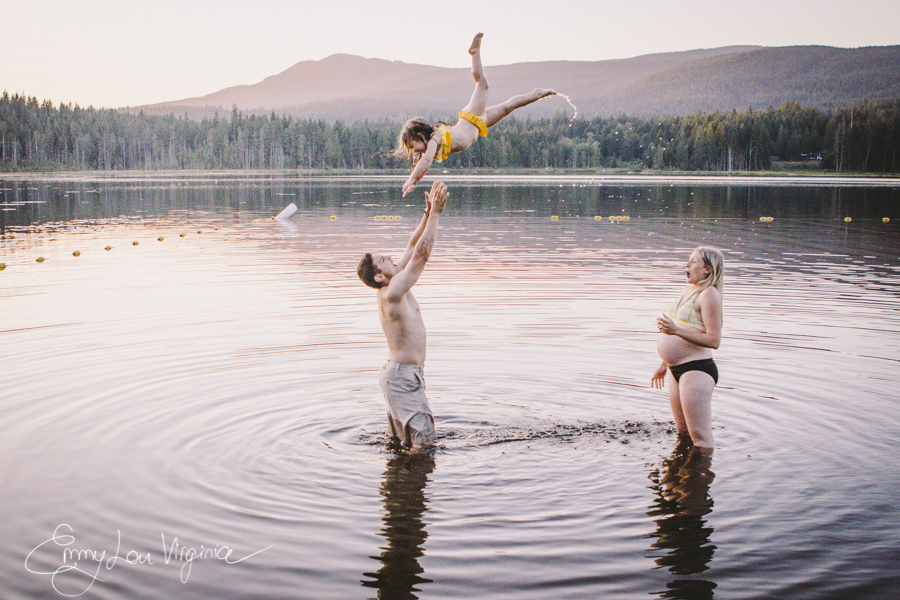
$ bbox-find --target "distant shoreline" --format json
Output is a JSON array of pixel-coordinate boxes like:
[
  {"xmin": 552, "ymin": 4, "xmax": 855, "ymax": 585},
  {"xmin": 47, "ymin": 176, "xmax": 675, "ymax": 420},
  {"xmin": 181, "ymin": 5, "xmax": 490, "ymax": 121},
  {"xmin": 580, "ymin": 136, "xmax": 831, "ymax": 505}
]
[{"xmin": 1, "ymin": 168, "xmax": 898, "ymax": 187}]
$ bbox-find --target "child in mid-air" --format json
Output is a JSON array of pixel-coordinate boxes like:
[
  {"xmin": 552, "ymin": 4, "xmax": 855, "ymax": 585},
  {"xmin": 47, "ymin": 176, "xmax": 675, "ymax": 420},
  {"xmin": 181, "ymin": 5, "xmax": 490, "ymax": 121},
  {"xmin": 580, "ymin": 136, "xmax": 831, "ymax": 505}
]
[{"xmin": 398, "ymin": 33, "xmax": 557, "ymax": 197}]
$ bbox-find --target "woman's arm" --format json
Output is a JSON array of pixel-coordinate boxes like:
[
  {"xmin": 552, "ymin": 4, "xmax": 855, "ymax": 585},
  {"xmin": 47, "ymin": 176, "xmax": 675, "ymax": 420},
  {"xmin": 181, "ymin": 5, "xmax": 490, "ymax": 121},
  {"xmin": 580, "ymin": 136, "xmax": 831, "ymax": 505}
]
[
  {"xmin": 402, "ymin": 138, "xmax": 439, "ymax": 197},
  {"xmin": 657, "ymin": 288, "xmax": 722, "ymax": 349}
]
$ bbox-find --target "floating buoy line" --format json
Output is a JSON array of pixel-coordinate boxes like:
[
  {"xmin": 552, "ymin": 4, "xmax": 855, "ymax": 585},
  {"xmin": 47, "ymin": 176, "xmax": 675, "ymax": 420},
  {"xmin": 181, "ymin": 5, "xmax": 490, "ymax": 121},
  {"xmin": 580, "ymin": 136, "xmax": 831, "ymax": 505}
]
[
  {"xmin": 2, "ymin": 209, "xmax": 894, "ymax": 272},
  {"xmin": 1, "ymin": 225, "xmax": 219, "ymax": 270}
]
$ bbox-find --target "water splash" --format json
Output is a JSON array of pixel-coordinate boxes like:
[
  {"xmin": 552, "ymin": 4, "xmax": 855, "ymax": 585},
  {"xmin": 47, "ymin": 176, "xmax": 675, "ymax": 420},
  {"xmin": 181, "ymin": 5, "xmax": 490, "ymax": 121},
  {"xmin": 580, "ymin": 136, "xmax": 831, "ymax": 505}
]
[{"xmin": 556, "ymin": 92, "xmax": 578, "ymax": 125}]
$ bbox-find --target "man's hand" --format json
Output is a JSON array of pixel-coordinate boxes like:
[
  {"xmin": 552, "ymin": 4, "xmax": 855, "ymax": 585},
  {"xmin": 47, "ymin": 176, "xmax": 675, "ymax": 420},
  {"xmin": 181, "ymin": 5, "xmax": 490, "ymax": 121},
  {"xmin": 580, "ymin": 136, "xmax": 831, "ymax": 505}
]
[{"xmin": 427, "ymin": 181, "xmax": 449, "ymax": 215}]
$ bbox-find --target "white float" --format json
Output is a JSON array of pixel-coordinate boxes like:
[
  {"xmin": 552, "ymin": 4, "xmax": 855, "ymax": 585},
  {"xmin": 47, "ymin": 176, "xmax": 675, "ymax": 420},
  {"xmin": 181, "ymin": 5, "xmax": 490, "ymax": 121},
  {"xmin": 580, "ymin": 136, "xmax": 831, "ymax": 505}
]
[{"xmin": 276, "ymin": 203, "xmax": 298, "ymax": 220}]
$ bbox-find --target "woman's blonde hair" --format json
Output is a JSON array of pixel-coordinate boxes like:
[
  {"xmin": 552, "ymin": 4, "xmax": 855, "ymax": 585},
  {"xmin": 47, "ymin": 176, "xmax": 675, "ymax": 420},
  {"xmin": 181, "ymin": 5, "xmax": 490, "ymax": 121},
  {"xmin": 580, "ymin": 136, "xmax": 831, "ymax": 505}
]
[
  {"xmin": 694, "ymin": 246, "xmax": 724, "ymax": 294},
  {"xmin": 393, "ymin": 117, "xmax": 435, "ymax": 167}
]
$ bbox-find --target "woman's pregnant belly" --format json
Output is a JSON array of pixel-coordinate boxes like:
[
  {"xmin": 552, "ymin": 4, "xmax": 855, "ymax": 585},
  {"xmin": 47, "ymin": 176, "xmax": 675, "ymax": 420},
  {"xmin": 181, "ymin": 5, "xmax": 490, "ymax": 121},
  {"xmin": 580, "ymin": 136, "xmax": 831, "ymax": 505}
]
[{"xmin": 657, "ymin": 332, "xmax": 712, "ymax": 366}]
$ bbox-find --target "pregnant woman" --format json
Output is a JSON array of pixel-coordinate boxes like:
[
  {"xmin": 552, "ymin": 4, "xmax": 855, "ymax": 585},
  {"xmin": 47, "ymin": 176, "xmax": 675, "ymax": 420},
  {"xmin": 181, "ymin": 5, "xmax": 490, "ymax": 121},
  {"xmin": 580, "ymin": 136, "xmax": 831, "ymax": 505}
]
[{"xmin": 652, "ymin": 247, "xmax": 724, "ymax": 451}]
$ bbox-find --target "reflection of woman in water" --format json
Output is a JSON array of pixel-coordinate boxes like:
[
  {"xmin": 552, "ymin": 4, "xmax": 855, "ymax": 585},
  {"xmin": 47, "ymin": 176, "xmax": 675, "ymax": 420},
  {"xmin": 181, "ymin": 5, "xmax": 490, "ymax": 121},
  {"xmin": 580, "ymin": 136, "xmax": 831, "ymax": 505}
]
[
  {"xmin": 647, "ymin": 439, "xmax": 717, "ymax": 599},
  {"xmin": 652, "ymin": 247, "xmax": 724, "ymax": 450},
  {"xmin": 361, "ymin": 451, "xmax": 435, "ymax": 599}
]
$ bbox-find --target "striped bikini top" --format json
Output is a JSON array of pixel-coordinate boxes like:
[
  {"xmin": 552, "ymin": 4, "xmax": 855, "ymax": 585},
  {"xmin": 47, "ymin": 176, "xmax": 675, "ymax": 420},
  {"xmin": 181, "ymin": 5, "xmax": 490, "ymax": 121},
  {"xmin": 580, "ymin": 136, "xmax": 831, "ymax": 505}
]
[{"xmin": 669, "ymin": 288, "xmax": 706, "ymax": 332}]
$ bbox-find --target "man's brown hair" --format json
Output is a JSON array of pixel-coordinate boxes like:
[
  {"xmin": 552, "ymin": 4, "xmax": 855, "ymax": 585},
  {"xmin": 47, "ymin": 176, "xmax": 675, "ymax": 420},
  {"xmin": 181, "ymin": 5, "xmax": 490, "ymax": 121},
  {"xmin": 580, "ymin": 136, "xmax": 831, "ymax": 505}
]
[{"xmin": 357, "ymin": 253, "xmax": 383, "ymax": 289}]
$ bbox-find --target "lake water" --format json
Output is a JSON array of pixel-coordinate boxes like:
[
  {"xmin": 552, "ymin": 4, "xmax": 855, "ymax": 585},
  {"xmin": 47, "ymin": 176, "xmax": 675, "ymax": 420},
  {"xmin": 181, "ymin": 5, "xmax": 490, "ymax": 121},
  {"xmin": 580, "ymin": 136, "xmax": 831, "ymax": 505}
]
[{"xmin": 2, "ymin": 174, "xmax": 899, "ymax": 600}]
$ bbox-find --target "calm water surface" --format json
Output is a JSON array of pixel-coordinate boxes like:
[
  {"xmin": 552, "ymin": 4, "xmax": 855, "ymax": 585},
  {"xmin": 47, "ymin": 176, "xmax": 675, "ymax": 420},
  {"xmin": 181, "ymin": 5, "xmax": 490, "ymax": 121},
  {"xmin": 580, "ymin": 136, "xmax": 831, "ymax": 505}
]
[{"xmin": 2, "ymin": 174, "xmax": 899, "ymax": 600}]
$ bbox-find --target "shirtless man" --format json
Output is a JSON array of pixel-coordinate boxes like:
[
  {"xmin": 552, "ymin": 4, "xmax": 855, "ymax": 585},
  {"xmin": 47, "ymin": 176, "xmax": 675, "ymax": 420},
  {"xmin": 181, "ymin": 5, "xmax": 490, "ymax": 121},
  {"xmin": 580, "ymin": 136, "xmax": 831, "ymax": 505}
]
[{"xmin": 357, "ymin": 180, "xmax": 450, "ymax": 449}]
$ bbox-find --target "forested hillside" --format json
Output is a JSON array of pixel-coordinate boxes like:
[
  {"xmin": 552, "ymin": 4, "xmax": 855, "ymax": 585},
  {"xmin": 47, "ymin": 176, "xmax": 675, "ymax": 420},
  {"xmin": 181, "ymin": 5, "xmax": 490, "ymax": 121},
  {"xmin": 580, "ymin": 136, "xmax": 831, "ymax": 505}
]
[
  {"xmin": 3, "ymin": 91, "xmax": 898, "ymax": 174},
  {"xmin": 127, "ymin": 46, "xmax": 900, "ymax": 121},
  {"xmin": 604, "ymin": 46, "xmax": 900, "ymax": 115}
]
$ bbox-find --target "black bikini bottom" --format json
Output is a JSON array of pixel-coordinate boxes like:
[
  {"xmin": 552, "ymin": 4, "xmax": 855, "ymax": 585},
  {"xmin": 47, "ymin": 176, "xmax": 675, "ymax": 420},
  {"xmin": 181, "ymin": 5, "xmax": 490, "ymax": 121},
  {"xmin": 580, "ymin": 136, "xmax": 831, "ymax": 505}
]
[{"xmin": 669, "ymin": 358, "xmax": 718, "ymax": 384}]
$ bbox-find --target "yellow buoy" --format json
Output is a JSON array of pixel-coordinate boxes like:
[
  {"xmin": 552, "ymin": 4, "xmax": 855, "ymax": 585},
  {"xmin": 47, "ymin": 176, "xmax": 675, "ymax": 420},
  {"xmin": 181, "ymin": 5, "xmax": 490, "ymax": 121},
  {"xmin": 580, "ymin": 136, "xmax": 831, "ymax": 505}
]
[
  {"xmin": 180, "ymin": 233, "xmax": 187, "ymax": 237},
  {"xmin": 330, "ymin": 216, "xmax": 337, "ymax": 220},
  {"xmin": 158, "ymin": 237, "xmax": 164, "ymax": 242},
  {"xmin": 551, "ymin": 215, "xmax": 559, "ymax": 220},
  {"xmin": 36, "ymin": 257, "xmax": 45, "ymax": 262},
  {"xmin": 271, "ymin": 216, "xmax": 276, "ymax": 220},
  {"xmin": 395, "ymin": 216, "xmax": 402, "ymax": 220},
  {"xmin": 844, "ymin": 217, "xmax": 852, "ymax": 223},
  {"xmin": 105, "ymin": 246, "xmax": 112, "ymax": 251},
  {"xmin": 215, "ymin": 227, "xmax": 219, "ymax": 230},
  {"xmin": 0, "ymin": 263, "xmax": 5, "ymax": 270},
  {"xmin": 133, "ymin": 241, "xmax": 139, "ymax": 246},
  {"xmin": 594, "ymin": 216, "xmax": 602, "ymax": 220},
  {"xmin": 883, "ymin": 217, "xmax": 890, "ymax": 223},
  {"xmin": 197, "ymin": 231, "xmax": 202, "ymax": 234},
  {"xmin": 73, "ymin": 251, "xmax": 81, "ymax": 257}
]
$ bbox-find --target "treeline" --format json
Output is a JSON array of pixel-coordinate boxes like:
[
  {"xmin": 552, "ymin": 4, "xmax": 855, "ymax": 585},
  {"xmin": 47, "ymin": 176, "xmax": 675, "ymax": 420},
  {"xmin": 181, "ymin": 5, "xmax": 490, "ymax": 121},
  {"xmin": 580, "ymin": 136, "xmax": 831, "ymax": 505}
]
[{"xmin": 1, "ymin": 91, "xmax": 898, "ymax": 173}]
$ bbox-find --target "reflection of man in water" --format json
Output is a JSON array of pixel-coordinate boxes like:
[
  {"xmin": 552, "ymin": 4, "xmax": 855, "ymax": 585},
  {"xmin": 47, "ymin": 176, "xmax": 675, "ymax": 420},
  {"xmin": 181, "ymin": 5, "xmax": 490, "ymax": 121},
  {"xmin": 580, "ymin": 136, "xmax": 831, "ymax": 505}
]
[
  {"xmin": 361, "ymin": 452, "xmax": 435, "ymax": 598},
  {"xmin": 357, "ymin": 181, "xmax": 449, "ymax": 449},
  {"xmin": 647, "ymin": 440, "xmax": 717, "ymax": 599}
]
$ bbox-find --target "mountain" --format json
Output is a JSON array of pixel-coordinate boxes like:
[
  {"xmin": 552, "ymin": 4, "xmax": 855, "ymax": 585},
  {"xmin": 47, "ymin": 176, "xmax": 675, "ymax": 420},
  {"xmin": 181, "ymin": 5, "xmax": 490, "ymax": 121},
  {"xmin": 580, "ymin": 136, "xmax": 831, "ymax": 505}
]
[
  {"xmin": 602, "ymin": 45, "xmax": 900, "ymax": 115},
  {"xmin": 127, "ymin": 45, "xmax": 900, "ymax": 121}
]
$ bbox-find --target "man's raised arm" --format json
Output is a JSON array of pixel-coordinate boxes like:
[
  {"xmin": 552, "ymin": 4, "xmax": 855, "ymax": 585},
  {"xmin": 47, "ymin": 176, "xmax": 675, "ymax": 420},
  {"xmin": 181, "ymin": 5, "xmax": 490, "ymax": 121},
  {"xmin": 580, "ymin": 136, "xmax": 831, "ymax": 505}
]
[
  {"xmin": 397, "ymin": 190, "xmax": 435, "ymax": 270},
  {"xmin": 384, "ymin": 181, "xmax": 449, "ymax": 302}
]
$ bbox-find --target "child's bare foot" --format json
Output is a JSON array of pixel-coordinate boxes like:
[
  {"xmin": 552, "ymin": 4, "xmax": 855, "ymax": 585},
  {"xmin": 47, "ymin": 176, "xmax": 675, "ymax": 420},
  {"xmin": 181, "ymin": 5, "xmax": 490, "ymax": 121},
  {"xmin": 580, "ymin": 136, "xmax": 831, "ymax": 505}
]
[
  {"xmin": 535, "ymin": 88, "xmax": 556, "ymax": 98},
  {"xmin": 469, "ymin": 33, "xmax": 483, "ymax": 55}
]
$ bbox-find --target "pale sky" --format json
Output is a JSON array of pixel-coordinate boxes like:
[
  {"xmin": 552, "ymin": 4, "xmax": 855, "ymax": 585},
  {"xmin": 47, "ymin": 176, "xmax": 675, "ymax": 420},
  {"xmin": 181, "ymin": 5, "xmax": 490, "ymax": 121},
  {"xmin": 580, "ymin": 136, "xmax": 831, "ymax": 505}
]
[{"xmin": 3, "ymin": 0, "xmax": 899, "ymax": 109}]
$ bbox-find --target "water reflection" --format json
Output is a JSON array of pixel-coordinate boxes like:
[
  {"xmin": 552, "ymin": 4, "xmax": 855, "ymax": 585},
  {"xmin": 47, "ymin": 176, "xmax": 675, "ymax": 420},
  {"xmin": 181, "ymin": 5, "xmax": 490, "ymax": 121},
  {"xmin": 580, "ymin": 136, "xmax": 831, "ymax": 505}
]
[
  {"xmin": 3, "ymin": 176, "xmax": 899, "ymax": 232},
  {"xmin": 361, "ymin": 450, "xmax": 435, "ymax": 599},
  {"xmin": 647, "ymin": 441, "xmax": 717, "ymax": 600}
]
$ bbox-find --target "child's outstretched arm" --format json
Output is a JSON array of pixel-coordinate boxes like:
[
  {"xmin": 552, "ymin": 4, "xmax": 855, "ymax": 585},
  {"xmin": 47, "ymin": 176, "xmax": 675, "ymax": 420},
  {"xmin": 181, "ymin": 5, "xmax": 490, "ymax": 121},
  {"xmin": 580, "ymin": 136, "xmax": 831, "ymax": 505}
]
[{"xmin": 402, "ymin": 138, "xmax": 439, "ymax": 197}]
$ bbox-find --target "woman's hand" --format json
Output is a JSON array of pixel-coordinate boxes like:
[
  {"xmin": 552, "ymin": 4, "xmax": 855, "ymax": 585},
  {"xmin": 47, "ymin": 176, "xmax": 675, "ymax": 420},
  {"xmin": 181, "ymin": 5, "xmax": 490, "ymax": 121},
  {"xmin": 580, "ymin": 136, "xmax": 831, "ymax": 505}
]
[
  {"xmin": 402, "ymin": 179, "xmax": 417, "ymax": 197},
  {"xmin": 657, "ymin": 313, "xmax": 679, "ymax": 336},
  {"xmin": 651, "ymin": 363, "xmax": 668, "ymax": 389}
]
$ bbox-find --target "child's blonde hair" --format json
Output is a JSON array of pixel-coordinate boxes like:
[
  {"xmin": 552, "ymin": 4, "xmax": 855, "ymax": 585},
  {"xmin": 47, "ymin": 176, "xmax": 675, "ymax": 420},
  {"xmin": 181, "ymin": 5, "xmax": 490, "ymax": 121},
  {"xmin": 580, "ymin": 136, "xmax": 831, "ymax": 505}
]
[
  {"xmin": 394, "ymin": 117, "xmax": 435, "ymax": 166},
  {"xmin": 694, "ymin": 246, "xmax": 724, "ymax": 294}
]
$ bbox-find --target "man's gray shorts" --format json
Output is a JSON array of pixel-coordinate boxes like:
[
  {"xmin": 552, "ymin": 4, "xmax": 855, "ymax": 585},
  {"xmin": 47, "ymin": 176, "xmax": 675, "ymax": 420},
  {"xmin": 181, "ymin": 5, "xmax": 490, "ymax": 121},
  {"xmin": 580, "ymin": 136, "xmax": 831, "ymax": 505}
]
[{"xmin": 380, "ymin": 362, "xmax": 435, "ymax": 446}]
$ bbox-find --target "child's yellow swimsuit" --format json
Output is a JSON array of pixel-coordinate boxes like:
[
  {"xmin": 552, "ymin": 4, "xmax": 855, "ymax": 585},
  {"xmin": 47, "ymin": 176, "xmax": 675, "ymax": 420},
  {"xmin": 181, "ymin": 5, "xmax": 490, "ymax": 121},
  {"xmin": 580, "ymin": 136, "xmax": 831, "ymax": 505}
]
[
  {"xmin": 433, "ymin": 124, "xmax": 452, "ymax": 163},
  {"xmin": 459, "ymin": 110, "xmax": 488, "ymax": 136},
  {"xmin": 432, "ymin": 112, "xmax": 488, "ymax": 163}
]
